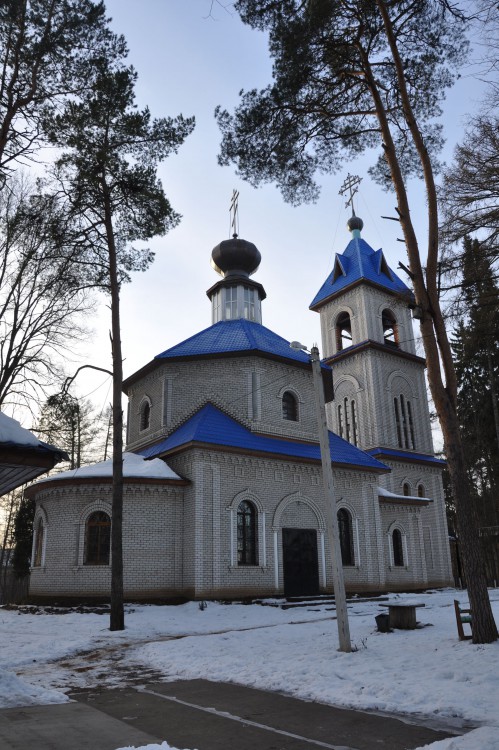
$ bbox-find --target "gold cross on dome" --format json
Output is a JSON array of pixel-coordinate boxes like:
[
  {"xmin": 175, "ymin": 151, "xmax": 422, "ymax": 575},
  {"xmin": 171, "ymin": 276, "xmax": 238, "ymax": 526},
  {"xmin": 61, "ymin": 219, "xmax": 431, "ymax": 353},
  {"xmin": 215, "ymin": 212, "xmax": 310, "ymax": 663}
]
[
  {"xmin": 339, "ymin": 174, "xmax": 362, "ymax": 213},
  {"xmin": 229, "ymin": 189, "xmax": 239, "ymax": 238}
]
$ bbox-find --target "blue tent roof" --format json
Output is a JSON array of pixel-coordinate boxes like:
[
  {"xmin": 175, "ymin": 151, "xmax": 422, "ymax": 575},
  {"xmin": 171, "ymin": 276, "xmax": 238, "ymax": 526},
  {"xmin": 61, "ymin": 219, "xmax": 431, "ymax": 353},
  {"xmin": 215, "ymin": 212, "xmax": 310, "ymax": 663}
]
[
  {"xmin": 310, "ymin": 236, "xmax": 412, "ymax": 309},
  {"xmin": 155, "ymin": 319, "xmax": 325, "ymax": 368},
  {"xmin": 139, "ymin": 403, "xmax": 388, "ymax": 472}
]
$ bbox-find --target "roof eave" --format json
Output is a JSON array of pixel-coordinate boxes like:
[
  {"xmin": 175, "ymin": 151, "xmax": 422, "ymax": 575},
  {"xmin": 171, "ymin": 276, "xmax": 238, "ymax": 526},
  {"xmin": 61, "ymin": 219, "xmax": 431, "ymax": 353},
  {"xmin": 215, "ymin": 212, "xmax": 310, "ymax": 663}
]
[
  {"xmin": 144, "ymin": 439, "xmax": 389, "ymax": 473},
  {"xmin": 310, "ymin": 278, "xmax": 414, "ymax": 312}
]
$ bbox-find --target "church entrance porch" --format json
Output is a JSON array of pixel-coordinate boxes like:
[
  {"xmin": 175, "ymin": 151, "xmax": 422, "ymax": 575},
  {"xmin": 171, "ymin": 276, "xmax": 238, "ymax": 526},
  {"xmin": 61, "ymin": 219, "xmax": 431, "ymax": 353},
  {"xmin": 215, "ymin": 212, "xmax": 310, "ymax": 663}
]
[{"xmin": 282, "ymin": 528, "xmax": 320, "ymax": 597}]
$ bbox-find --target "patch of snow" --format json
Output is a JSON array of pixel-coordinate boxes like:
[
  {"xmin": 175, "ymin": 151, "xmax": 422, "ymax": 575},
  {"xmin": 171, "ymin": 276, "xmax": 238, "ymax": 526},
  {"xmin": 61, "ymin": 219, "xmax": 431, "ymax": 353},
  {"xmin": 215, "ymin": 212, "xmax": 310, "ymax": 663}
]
[
  {"xmin": 0, "ymin": 667, "xmax": 68, "ymax": 709},
  {"xmin": 0, "ymin": 412, "xmax": 39, "ymax": 447},
  {"xmin": 1, "ymin": 590, "xmax": 498, "ymax": 750},
  {"xmin": 115, "ymin": 743, "xmax": 193, "ymax": 750},
  {"xmin": 35, "ymin": 451, "xmax": 180, "ymax": 482},
  {"xmin": 378, "ymin": 486, "xmax": 430, "ymax": 502}
]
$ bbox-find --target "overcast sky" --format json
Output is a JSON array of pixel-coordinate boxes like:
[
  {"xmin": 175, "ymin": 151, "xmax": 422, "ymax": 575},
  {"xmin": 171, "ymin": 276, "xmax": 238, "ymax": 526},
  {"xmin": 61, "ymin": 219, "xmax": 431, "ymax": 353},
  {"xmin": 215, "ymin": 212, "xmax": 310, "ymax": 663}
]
[{"xmin": 35, "ymin": 0, "xmax": 484, "ymax": 429}]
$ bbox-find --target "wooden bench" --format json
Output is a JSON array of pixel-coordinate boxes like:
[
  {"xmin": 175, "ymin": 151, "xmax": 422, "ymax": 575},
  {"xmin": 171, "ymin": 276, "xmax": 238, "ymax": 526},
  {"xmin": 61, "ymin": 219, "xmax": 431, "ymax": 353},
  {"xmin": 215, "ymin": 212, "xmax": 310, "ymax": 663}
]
[
  {"xmin": 380, "ymin": 602, "xmax": 425, "ymax": 629},
  {"xmin": 454, "ymin": 600, "xmax": 472, "ymax": 640}
]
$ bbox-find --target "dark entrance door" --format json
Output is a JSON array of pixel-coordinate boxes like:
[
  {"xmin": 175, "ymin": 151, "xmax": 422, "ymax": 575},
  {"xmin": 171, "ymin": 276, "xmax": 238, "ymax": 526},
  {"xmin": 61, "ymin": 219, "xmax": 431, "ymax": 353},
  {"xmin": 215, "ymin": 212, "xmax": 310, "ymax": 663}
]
[{"xmin": 282, "ymin": 528, "xmax": 320, "ymax": 597}]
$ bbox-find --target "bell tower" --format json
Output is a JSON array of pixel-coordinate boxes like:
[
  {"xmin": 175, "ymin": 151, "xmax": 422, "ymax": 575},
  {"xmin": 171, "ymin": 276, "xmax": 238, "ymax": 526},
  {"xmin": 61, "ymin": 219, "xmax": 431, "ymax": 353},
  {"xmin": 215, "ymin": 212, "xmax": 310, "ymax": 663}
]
[{"xmin": 310, "ymin": 213, "xmax": 434, "ymax": 456}]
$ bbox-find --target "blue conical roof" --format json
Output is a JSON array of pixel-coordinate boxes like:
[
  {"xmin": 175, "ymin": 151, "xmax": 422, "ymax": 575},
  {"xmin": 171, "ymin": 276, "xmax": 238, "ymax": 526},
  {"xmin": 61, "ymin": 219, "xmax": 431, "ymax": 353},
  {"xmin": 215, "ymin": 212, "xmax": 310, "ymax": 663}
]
[
  {"xmin": 310, "ymin": 234, "xmax": 412, "ymax": 310},
  {"xmin": 155, "ymin": 319, "xmax": 318, "ymax": 367}
]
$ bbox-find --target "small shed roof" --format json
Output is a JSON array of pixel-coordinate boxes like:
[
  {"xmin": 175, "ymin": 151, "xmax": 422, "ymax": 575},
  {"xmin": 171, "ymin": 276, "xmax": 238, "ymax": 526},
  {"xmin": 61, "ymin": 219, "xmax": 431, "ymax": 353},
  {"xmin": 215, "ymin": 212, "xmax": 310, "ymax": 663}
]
[{"xmin": 0, "ymin": 412, "xmax": 68, "ymax": 495}]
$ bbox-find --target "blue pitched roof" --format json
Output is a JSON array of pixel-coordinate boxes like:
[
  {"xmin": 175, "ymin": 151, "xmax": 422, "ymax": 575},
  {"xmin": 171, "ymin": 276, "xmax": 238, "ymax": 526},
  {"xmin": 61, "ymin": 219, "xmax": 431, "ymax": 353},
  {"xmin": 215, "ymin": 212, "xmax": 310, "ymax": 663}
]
[
  {"xmin": 139, "ymin": 403, "xmax": 388, "ymax": 472},
  {"xmin": 368, "ymin": 447, "xmax": 446, "ymax": 466},
  {"xmin": 155, "ymin": 319, "xmax": 324, "ymax": 368},
  {"xmin": 310, "ymin": 236, "xmax": 412, "ymax": 309}
]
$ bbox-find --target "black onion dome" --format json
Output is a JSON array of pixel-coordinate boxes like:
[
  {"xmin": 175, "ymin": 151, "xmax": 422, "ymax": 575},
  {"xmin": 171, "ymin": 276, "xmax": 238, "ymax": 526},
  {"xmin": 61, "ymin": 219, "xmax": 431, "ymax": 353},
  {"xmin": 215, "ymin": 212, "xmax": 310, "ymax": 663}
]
[
  {"xmin": 211, "ymin": 237, "xmax": 261, "ymax": 278},
  {"xmin": 347, "ymin": 214, "xmax": 364, "ymax": 233}
]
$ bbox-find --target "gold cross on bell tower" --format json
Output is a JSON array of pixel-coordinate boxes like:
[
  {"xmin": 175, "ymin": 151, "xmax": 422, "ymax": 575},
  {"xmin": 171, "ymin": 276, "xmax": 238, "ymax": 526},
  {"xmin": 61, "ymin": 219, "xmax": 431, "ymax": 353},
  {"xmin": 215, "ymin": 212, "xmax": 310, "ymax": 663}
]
[
  {"xmin": 339, "ymin": 174, "xmax": 362, "ymax": 215},
  {"xmin": 229, "ymin": 189, "xmax": 239, "ymax": 238}
]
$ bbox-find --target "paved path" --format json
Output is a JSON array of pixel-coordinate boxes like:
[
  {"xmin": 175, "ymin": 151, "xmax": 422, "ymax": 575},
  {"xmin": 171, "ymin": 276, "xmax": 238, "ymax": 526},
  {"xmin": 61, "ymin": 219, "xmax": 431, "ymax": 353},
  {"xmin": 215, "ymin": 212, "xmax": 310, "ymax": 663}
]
[{"xmin": 0, "ymin": 679, "xmax": 463, "ymax": 750}]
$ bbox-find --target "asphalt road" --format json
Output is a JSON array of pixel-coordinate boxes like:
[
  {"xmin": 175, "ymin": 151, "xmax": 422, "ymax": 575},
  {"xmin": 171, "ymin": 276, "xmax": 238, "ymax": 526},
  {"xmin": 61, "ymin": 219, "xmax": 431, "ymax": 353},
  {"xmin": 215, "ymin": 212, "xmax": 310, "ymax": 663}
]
[{"xmin": 0, "ymin": 679, "xmax": 465, "ymax": 750}]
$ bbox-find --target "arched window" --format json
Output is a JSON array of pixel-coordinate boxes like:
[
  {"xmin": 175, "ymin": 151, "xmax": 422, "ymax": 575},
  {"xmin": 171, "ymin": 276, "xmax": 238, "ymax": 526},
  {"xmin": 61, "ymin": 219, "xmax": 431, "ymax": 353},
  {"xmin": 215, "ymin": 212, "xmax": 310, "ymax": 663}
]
[
  {"xmin": 282, "ymin": 391, "xmax": 298, "ymax": 421},
  {"xmin": 343, "ymin": 397, "xmax": 350, "ymax": 441},
  {"xmin": 335, "ymin": 312, "xmax": 352, "ymax": 351},
  {"xmin": 407, "ymin": 400, "xmax": 416, "ymax": 449},
  {"xmin": 382, "ymin": 309, "xmax": 398, "ymax": 347},
  {"xmin": 394, "ymin": 397, "xmax": 403, "ymax": 447},
  {"xmin": 392, "ymin": 528, "xmax": 404, "ymax": 567},
  {"xmin": 85, "ymin": 511, "xmax": 111, "ymax": 565},
  {"xmin": 394, "ymin": 395, "xmax": 416, "ymax": 449},
  {"xmin": 237, "ymin": 501, "xmax": 257, "ymax": 565},
  {"xmin": 417, "ymin": 484, "xmax": 425, "ymax": 498},
  {"xmin": 33, "ymin": 518, "xmax": 44, "ymax": 567},
  {"xmin": 337, "ymin": 404, "xmax": 343, "ymax": 438},
  {"xmin": 338, "ymin": 508, "xmax": 355, "ymax": 566},
  {"xmin": 403, "ymin": 482, "xmax": 411, "ymax": 497},
  {"xmin": 140, "ymin": 399, "xmax": 151, "ymax": 431},
  {"xmin": 351, "ymin": 400, "xmax": 358, "ymax": 446}
]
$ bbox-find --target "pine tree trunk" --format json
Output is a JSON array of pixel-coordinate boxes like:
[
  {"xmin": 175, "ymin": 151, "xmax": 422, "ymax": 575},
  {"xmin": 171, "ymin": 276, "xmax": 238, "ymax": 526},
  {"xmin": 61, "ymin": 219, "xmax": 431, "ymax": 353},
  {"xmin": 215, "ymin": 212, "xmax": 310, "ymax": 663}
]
[
  {"xmin": 436, "ymin": 390, "xmax": 498, "ymax": 642},
  {"xmin": 373, "ymin": 0, "xmax": 497, "ymax": 643},
  {"xmin": 103, "ymin": 186, "xmax": 125, "ymax": 632}
]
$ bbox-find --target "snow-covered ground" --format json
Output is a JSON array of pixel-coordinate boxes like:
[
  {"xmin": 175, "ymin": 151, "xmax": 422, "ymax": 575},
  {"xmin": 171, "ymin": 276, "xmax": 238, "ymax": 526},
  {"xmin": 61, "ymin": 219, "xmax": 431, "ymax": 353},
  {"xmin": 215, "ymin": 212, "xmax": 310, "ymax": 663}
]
[{"xmin": 1, "ymin": 588, "xmax": 498, "ymax": 750}]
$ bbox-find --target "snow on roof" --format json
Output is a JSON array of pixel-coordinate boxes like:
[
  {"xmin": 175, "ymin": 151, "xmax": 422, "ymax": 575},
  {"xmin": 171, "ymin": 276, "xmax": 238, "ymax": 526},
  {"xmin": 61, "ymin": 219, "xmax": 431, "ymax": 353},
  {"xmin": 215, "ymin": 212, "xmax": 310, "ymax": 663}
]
[
  {"xmin": 378, "ymin": 486, "xmax": 431, "ymax": 502},
  {"xmin": 0, "ymin": 412, "xmax": 39, "ymax": 447},
  {"xmin": 36, "ymin": 452, "xmax": 180, "ymax": 483}
]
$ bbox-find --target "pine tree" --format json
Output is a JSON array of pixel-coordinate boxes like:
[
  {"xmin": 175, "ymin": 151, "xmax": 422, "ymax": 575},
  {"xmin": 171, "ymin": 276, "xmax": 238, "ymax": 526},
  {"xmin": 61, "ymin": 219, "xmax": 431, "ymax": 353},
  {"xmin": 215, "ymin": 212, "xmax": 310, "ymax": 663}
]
[
  {"xmin": 37, "ymin": 392, "xmax": 100, "ymax": 470},
  {"xmin": 45, "ymin": 61, "xmax": 194, "ymax": 630},
  {"xmin": 216, "ymin": 0, "xmax": 497, "ymax": 642},
  {"xmin": 452, "ymin": 239, "xmax": 499, "ymax": 582}
]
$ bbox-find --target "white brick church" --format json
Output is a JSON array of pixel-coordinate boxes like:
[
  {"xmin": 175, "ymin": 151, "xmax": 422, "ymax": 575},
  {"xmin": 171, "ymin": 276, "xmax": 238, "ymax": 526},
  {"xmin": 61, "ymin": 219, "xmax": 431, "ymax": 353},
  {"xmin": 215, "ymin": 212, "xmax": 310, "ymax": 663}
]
[{"xmin": 27, "ymin": 213, "xmax": 453, "ymax": 602}]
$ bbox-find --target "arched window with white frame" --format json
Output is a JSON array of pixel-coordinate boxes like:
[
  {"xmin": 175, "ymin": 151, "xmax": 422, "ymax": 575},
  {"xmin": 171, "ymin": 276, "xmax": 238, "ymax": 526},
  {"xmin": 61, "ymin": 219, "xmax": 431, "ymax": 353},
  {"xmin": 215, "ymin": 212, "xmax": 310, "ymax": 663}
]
[
  {"xmin": 335, "ymin": 311, "xmax": 352, "ymax": 351},
  {"xmin": 139, "ymin": 397, "xmax": 151, "ymax": 431},
  {"xmin": 392, "ymin": 528, "xmax": 404, "ymax": 566},
  {"xmin": 338, "ymin": 508, "xmax": 355, "ymax": 566},
  {"xmin": 84, "ymin": 511, "xmax": 111, "ymax": 565},
  {"xmin": 382, "ymin": 308, "xmax": 399, "ymax": 347},
  {"xmin": 32, "ymin": 516, "xmax": 45, "ymax": 567},
  {"xmin": 282, "ymin": 390, "xmax": 299, "ymax": 422},
  {"xmin": 237, "ymin": 500, "xmax": 258, "ymax": 565}
]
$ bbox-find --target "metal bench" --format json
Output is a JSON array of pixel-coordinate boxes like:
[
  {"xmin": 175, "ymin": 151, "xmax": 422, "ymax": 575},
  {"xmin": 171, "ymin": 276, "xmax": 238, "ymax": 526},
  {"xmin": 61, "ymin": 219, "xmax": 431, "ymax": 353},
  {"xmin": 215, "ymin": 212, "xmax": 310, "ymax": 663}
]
[{"xmin": 454, "ymin": 600, "xmax": 472, "ymax": 640}]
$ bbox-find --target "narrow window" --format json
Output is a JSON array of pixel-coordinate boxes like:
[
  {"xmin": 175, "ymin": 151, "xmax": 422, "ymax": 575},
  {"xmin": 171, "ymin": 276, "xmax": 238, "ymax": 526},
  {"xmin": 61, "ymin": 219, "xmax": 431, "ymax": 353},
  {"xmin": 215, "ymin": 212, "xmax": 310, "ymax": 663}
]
[
  {"xmin": 407, "ymin": 400, "xmax": 416, "ymax": 449},
  {"xmin": 417, "ymin": 484, "xmax": 425, "ymax": 498},
  {"xmin": 213, "ymin": 289, "xmax": 222, "ymax": 323},
  {"xmin": 400, "ymin": 394, "xmax": 409, "ymax": 448},
  {"xmin": 162, "ymin": 378, "xmax": 171, "ymax": 427},
  {"xmin": 403, "ymin": 482, "xmax": 411, "ymax": 496},
  {"xmin": 225, "ymin": 286, "xmax": 237, "ymax": 319},
  {"xmin": 243, "ymin": 286, "xmax": 255, "ymax": 321},
  {"xmin": 85, "ymin": 511, "xmax": 111, "ymax": 565},
  {"xmin": 338, "ymin": 508, "xmax": 355, "ymax": 566},
  {"xmin": 394, "ymin": 397, "xmax": 403, "ymax": 447},
  {"xmin": 351, "ymin": 400, "xmax": 358, "ymax": 446},
  {"xmin": 392, "ymin": 529, "xmax": 404, "ymax": 566},
  {"xmin": 344, "ymin": 397, "xmax": 350, "ymax": 442},
  {"xmin": 237, "ymin": 501, "xmax": 257, "ymax": 565},
  {"xmin": 382, "ymin": 309, "xmax": 398, "ymax": 347},
  {"xmin": 251, "ymin": 371, "xmax": 260, "ymax": 420},
  {"xmin": 335, "ymin": 312, "xmax": 352, "ymax": 351},
  {"xmin": 337, "ymin": 404, "xmax": 343, "ymax": 438},
  {"xmin": 140, "ymin": 399, "xmax": 151, "ymax": 431},
  {"xmin": 33, "ymin": 518, "xmax": 44, "ymax": 567},
  {"xmin": 282, "ymin": 391, "xmax": 298, "ymax": 421}
]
